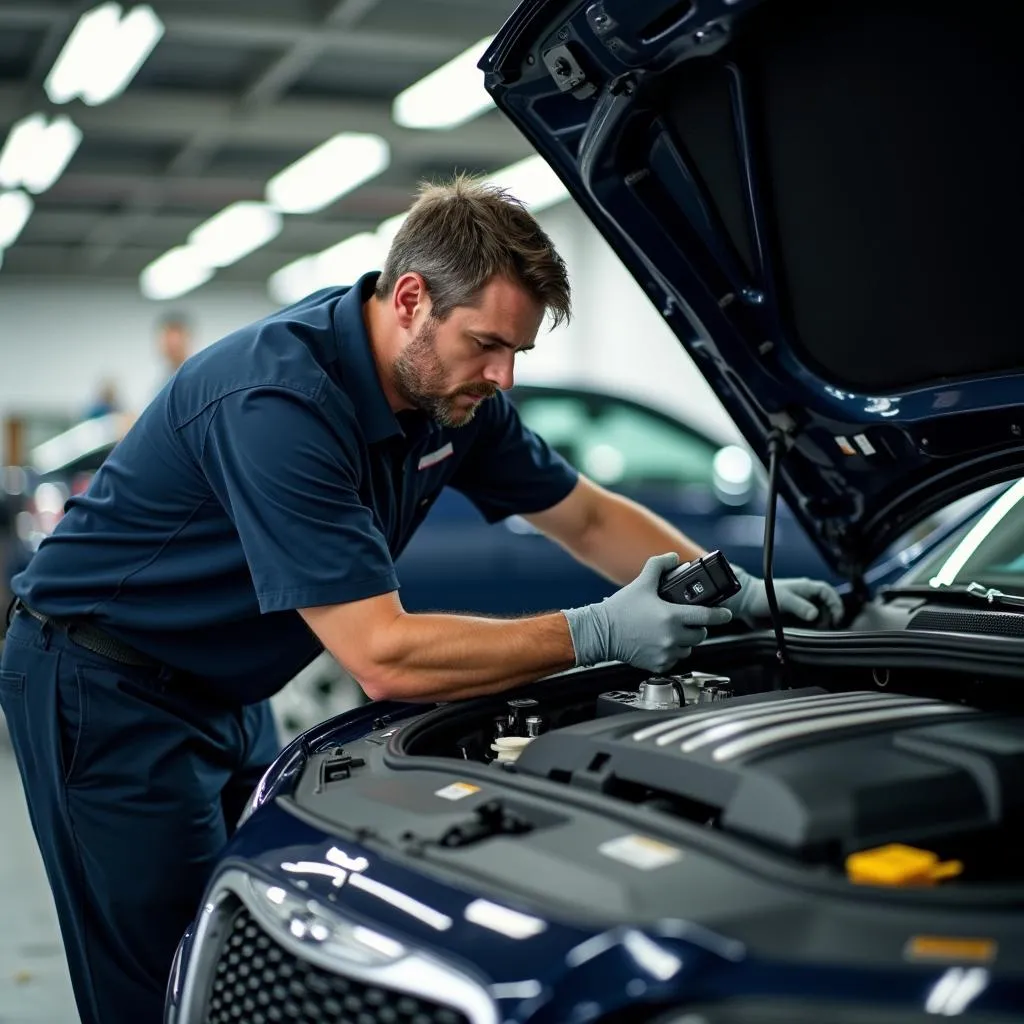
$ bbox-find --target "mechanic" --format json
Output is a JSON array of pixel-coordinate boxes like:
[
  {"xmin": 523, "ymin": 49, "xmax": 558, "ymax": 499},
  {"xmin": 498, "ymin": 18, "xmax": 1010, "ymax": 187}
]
[{"xmin": 0, "ymin": 176, "xmax": 842, "ymax": 1024}]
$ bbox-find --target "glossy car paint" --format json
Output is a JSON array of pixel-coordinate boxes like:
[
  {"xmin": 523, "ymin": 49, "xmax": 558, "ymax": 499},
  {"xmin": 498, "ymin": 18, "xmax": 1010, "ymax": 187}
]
[{"xmin": 166, "ymin": 700, "xmax": 1023, "ymax": 1022}]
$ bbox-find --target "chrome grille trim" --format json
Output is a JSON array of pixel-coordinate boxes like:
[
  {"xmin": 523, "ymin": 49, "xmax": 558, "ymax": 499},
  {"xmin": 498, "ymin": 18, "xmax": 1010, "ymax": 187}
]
[{"xmin": 173, "ymin": 867, "xmax": 497, "ymax": 1024}]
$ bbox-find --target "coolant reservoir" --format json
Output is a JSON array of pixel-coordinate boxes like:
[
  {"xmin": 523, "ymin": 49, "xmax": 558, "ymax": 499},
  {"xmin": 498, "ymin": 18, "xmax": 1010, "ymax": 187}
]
[{"xmin": 491, "ymin": 736, "xmax": 534, "ymax": 764}]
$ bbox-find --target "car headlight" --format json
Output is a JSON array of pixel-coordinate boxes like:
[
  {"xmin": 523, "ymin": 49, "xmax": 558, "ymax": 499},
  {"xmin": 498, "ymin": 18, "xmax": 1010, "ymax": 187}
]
[{"xmin": 243, "ymin": 874, "xmax": 407, "ymax": 966}]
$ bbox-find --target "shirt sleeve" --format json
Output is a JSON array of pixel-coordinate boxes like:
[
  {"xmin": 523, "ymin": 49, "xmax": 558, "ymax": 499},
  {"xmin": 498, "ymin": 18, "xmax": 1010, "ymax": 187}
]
[
  {"xmin": 449, "ymin": 391, "xmax": 579, "ymax": 524},
  {"xmin": 197, "ymin": 386, "xmax": 399, "ymax": 613}
]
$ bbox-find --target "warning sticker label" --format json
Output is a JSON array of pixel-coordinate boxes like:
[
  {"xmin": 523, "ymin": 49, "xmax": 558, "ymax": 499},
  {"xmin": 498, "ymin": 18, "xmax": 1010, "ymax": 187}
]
[
  {"xmin": 598, "ymin": 834, "xmax": 683, "ymax": 870},
  {"xmin": 434, "ymin": 782, "xmax": 481, "ymax": 801}
]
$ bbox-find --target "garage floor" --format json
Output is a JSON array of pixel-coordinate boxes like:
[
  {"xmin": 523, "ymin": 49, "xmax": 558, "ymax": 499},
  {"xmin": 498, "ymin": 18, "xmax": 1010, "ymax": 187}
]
[{"xmin": 0, "ymin": 732, "xmax": 78, "ymax": 1024}]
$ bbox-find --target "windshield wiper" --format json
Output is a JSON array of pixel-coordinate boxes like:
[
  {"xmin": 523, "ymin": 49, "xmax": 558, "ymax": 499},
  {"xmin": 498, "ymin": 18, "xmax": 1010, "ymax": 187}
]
[
  {"xmin": 879, "ymin": 582, "xmax": 1024, "ymax": 610},
  {"xmin": 963, "ymin": 582, "xmax": 1024, "ymax": 609}
]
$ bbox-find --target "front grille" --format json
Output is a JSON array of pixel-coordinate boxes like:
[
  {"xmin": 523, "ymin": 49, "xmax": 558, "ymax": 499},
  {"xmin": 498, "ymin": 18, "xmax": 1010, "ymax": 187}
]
[{"xmin": 204, "ymin": 906, "xmax": 468, "ymax": 1024}]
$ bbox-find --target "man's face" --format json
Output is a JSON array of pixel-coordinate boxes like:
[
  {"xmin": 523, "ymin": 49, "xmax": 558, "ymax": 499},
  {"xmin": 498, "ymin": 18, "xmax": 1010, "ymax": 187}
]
[{"xmin": 392, "ymin": 276, "xmax": 544, "ymax": 428}]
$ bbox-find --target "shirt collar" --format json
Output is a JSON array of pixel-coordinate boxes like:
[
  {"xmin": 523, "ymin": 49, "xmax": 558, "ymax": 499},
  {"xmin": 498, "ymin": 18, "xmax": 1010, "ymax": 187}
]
[{"xmin": 331, "ymin": 272, "xmax": 403, "ymax": 444}]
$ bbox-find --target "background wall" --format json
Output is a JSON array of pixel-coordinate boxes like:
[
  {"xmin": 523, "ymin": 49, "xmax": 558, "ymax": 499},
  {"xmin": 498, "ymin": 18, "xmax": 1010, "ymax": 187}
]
[
  {"xmin": 0, "ymin": 283, "xmax": 275, "ymax": 424},
  {"xmin": 0, "ymin": 203, "xmax": 741, "ymax": 449}
]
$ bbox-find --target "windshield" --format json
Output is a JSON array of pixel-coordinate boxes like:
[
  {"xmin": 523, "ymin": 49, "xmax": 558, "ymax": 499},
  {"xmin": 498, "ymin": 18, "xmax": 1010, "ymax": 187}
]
[{"xmin": 899, "ymin": 479, "xmax": 1024, "ymax": 591}]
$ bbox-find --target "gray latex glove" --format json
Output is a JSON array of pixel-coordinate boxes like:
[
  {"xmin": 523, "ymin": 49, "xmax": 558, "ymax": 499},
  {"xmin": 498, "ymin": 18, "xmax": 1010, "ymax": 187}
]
[
  {"xmin": 562, "ymin": 552, "xmax": 733, "ymax": 673},
  {"xmin": 726, "ymin": 565, "xmax": 844, "ymax": 627}
]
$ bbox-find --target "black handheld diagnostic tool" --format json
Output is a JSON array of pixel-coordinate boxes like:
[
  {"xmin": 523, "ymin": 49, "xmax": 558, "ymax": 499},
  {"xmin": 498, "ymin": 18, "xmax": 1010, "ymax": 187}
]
[{"xmin": 658, "ymin": 550, "xmax": 741, "ymax": 607}]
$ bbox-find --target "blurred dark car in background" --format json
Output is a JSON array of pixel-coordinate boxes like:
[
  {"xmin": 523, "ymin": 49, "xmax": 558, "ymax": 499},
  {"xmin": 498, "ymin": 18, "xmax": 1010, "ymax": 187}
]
[{"xmin": 1, "ymin": 413, "xmax": 125, "ymax": 603}]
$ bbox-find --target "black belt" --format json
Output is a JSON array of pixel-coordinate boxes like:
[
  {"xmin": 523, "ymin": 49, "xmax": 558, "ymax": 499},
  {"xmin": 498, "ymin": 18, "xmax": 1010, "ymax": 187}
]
[{"xmin": 9, "ymin": 599, "xmax": 160, "ymax": 669}]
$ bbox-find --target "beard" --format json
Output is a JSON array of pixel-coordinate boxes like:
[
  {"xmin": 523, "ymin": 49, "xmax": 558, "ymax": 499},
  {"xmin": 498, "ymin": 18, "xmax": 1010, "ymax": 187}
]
[{"xmin": 392, "ymin": 318, "xmax": 497, "ymax": 427}]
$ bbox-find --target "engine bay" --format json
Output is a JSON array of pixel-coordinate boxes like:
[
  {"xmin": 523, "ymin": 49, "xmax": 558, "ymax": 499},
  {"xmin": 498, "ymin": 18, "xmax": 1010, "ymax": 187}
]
[{"xmin": 392, "ymin": 649, "xmax": 1024, "ymax": 888}]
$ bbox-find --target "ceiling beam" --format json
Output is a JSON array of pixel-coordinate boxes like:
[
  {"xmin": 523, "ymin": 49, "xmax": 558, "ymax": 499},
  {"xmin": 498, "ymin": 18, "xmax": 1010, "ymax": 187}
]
[
  {"xmin": 26, "ymin": 208, "xmax": 380, "ymax": 248},
  {"xmin": 240, "ymin": 0, "xmax": 387, "ymax": 110},
  {"xmin": 43, "ymin": 172, "xmax": 428, "ymax": 214},
  {"xmin": 0, "ymin": 242, "xmax": 343, "ymax": 282},
  {"xmin": 0, "ymin": 1, "xmax": 523, "ymax": 285},
  {"xmin": 164, "ymin": 12, "xmax": 464, "ymax": 60},
  {"xmin": 158, "ymin": 0, "xmax": 387, "ymax": 259},
  {"xmin": 40, "ymin": 172, "xmax": 418, "ymax": 268},
  {"xmin": 0, "ymin": 5, "xmax": 465, "ymax": 61},
  {"xmin": 0, "ymin": 85, "xmax": 526, "ymax": 164},
  {"xmin": 24, "ymin": 8, "xmax": 75, "ymax": 85}
]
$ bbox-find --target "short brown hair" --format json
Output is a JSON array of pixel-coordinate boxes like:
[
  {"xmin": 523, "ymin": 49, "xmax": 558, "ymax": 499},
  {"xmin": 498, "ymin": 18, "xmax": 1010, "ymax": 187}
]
[{"xmin": 375, "ymin": 174, "xmax": 571, "ymax": 329}]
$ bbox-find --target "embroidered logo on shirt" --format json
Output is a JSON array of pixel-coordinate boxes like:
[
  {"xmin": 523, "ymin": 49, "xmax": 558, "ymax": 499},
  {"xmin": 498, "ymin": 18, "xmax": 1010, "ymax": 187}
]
[{"xmin": 417, "ymin": 442, "xmax": 454, "ymax": 470}]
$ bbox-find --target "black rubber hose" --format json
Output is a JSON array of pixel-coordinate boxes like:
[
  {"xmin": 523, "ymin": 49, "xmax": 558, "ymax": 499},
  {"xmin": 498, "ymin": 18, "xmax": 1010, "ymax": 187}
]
[{"xmin": 764, "ymin": 429, "xmax": 791, "ymax": 680}]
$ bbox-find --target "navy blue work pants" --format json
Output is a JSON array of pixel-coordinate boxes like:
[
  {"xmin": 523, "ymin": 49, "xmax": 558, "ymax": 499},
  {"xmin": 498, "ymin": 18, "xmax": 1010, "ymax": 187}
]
[{"xmin": 0, "ymin": 611, "xmax": 280, "ymax": 1024}]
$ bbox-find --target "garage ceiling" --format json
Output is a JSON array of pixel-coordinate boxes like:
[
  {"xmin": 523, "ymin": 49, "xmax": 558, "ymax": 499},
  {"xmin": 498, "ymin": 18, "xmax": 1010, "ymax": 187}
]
[{"xmin": 0, "ymin": 0, "xmax": 536, "ymax": 291}]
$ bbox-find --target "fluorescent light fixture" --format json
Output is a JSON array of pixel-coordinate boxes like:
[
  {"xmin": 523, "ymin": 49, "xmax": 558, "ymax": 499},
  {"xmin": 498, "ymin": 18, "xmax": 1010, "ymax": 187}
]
[
  {"xmin": 268, "ymin": 254, "xmax": 321, "ymax": 306},
  {"xmin": 268, "ymin": 231, "xmax": 385, "ymax": 306},
  {"xmin": 376, "ymin": 212, "xmax": 407, "ymax": 250},
  {"xmin": 0, "ymin": 114, "xmax": 83, "ymax": 195},
  {"xmin": 485, "ymin": 155, "xmax": 569, "ymax": 213},
  {"xmin": 0, "ymin": 190, "xmax": 33, "ymax": 248},
  {"xmin": 318, "ymin": 231, "xmax": 384, "ymax": 284},
  {"xmin": 266, "ymin": 133, "xmax": 390, "ymax": 215},
  {"xmin": 392, "ymin": 36, "xmax": 495, "ymax": 129},
  {"xmin": 139, "ymin": 245, "xmax": 214, "ymax": 301},
  {"xmin": 45, "ymin": 2, "xmax": 165, "ymax": 106},
  {"xmin": 188, "ymin": 202, "xmax": 282, "ymax": 268}
]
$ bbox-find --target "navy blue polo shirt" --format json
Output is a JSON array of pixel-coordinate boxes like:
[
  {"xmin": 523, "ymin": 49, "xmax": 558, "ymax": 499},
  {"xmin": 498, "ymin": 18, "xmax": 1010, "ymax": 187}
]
[{"xmin": 13, "ymin": 274, "xmax": 578, "ymax": 703}]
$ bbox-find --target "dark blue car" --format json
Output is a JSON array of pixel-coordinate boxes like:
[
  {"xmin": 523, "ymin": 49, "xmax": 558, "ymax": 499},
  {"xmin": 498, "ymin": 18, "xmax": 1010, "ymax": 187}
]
[{"xmin": 167, "ymin": 1, "xmax": 1024, "ymax": 1021}]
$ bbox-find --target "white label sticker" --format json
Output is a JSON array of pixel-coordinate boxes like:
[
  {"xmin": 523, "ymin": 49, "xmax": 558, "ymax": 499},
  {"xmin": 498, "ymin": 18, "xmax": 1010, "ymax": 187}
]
[
  {"xmin": 853, "ymin": 433, "xmax": 876, "ymax": 456},
  {"xmin": 434, "ymin": 782, "xmax": 481, "ymax": 801},
  {"xmin": 598, "ymin": 834, "xmax": 683, "ymax": 871},
  {"xmin": 834, "ymin": 435, "xmax": 856, "ymax": 456},
  {"xmin": 418, "ymin": 442, "xmax": 454, "ymax": 470}
]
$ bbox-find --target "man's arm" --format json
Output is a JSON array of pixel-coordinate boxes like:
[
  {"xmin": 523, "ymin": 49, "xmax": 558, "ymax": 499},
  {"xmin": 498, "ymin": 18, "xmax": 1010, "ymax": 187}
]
[
  {"xmin": 523, "ymin": 476, "xmax": 705, "ymax": 585},
  {"xmin": 526, "ymin": 476, "xmax": 845, "ymax": 627},
  {"xmin": 300, "ymin": 546, "xmax": 733, "ymax": 703},
  {"xmin": 300, "ymin": 593, "xmax": 576, "ymax": 703}
]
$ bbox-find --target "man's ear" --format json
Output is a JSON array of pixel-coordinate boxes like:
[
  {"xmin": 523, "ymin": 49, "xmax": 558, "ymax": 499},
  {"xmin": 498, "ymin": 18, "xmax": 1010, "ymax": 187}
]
[{"xmin": 392, "ymin": 272, "xmax": 430, "ymax": 329}]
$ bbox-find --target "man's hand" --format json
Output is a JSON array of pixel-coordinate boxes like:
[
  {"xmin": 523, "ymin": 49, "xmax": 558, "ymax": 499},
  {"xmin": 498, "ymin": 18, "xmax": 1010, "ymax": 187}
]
[
  {"xmin": 726, "ymin": 566, "xmax": 843, "ymax": 627},
  {"xmin": 562, "ymin": 552, "xmax": 733, "ymax": 673}
]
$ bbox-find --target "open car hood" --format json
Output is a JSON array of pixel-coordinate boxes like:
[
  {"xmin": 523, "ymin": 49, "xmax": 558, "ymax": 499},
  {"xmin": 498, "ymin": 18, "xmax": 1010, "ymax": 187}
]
[{"xmin": 482, "ymin": 0, "xmax": 1024, "ymax": 579}]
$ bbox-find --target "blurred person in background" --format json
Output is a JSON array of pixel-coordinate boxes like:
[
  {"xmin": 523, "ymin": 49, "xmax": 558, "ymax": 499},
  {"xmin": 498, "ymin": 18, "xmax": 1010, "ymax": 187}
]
[
  {"xmin": 83, "ymin": 378, "xmax": 123, "ymax": 421},
  {"xmin": 145, "ymin": 313, "xmax": 194, "ymax": 407},
  {"xmin": 157, "ymin": 312, "xmax": 192, "ymax": 378}
]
